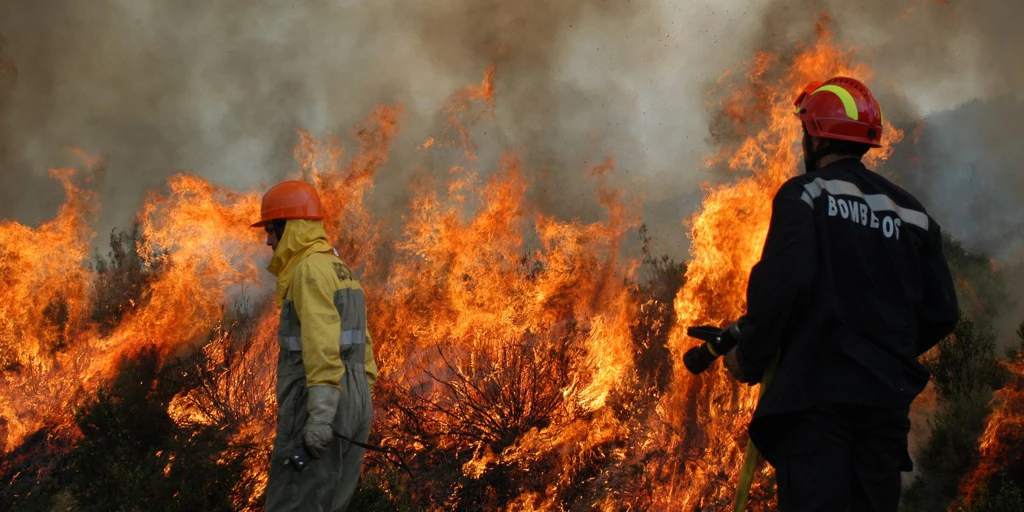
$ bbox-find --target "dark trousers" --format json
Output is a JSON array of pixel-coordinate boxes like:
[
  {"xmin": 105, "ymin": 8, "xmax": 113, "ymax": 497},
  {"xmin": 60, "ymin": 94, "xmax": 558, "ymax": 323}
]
[{"xmin": 766, "ymin": 404, "xmax": 912, "ymax": 512}]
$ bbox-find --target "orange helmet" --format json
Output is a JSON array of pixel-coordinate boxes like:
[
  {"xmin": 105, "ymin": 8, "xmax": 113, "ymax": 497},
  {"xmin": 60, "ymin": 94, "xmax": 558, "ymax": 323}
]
[
  {"xmin": 794, "ymin": 77, "xmax": 884, "ymax": 148},
  {"xmin": 250, "ymin": 180, "xmax": 324, "ymax": 228}
]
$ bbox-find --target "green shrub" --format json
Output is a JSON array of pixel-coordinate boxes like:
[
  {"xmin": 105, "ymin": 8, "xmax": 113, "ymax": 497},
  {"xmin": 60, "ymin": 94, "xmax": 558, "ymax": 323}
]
[
  {"xmin": 60, "ymin": 350, "xmax": 246, "ymax": 512},
  {"xmin": 902, "ymin": 314, "xmax": 999, "ymax": 511},
  {"xmin": 902, "ymin": 394, "xmax": 991, "ymax": 511},
  {"xmin": 349, "ymin": 468, "xmax": 419, "ymax": 512},
  {"xmin": 942, "ymin": 235, "xmax": 1006, "ymax": 320},
  {"xmin": 925, "ymin": 314, "xmax": 1000, "ymax": 404}
]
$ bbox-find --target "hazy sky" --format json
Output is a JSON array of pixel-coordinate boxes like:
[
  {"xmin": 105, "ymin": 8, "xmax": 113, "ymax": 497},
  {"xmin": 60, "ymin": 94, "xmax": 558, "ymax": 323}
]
[{"xmin": 0, "ymin": 0, "xmax": 1019, "ymax": 263}]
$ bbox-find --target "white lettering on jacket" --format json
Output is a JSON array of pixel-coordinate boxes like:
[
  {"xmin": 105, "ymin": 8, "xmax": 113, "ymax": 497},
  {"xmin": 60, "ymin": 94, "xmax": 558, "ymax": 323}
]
[{"xmin": 809, "ymin": 180, "xmax": 924, "ymax": 240}]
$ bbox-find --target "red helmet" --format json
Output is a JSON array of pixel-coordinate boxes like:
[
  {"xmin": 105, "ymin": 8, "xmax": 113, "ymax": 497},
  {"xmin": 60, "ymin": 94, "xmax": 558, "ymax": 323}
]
[
  {"xmin": 250, "ymin": 180, "xmax": 324, "ymax": 227},
  {"xmin": 793, "ymin": 77, "xmax": 884, "ymax": 148}
]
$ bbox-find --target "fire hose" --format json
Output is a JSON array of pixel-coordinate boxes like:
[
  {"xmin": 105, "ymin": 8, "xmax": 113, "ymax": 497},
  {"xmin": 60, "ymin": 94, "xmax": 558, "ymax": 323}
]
[
  {"xmin": 284, "ymin": 430, "xmax": 414, "ymax": 478},
  {"xmin": 733, "ymin": 357, "xmax": 777, "ymax": 512},
  {"xmin": 684, "ymin": 323, "xmax": 779, "ymax": 512}
]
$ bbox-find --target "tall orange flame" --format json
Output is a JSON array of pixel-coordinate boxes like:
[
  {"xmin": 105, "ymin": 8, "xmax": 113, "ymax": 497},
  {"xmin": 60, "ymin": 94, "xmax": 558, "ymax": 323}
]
[{"xmin": 0, "ymin": 164, "xmax": 99, "ymax": 452}]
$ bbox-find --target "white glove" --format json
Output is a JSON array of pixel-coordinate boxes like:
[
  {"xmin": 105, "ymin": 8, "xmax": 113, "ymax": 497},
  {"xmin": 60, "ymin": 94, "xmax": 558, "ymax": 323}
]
[{"xmin": 303, "ymin": 385, "xmax": 341, "ymax": 458}]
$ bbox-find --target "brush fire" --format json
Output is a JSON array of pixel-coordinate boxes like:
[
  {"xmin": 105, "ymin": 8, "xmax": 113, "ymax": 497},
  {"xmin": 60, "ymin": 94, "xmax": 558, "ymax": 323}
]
[{"xmin": 2, "ymin": 7, "xmax": 1023, "ymax": 512}]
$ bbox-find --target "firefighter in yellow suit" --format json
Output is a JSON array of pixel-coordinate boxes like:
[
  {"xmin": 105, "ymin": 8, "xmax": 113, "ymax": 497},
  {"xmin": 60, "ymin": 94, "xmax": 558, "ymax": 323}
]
[{"xmin": 252, "ymin": 180, "xmax": 378, "ymax": 512}]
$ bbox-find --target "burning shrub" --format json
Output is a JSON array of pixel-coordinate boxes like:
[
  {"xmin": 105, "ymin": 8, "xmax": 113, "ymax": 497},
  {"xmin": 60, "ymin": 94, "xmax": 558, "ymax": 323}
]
[
  {"xmin": 356, "ymin": 223, "xmax": 687, "ymax": 511},
  {"xmin": 348, "ymin": 467, "xmax": 417, "ymax": 512},
  {"xmin": 901, "ymin": 317, "xmax": 1003, "ymax": 510},
  {"xmin": 89, "ymin": 225, "xmax": 161, "ymax": 337},
  {"xmin": 633, "ymin": 224, "xmax": 686, "ymax": 393},
  {"xmin": 948, "ymin": 324, "xmax": 1024, "ymax": 512},
  {"xmin": 3, "ymin": 349, "xmax": 249, "ymax": 512},
  {"xmin": 379, "ymin": 331, "xmax": 591, "ymax": 509},
  {"xmin": 422, "ymin": 336, "xmax": 576, "ymax": 451},
  {"xmin": 63, "ymin": 350, "xmax": 246, "ymax": 512},
  {"xmin": 351, "ymin": 139, "xmax": 644, "ymax": 509},
  {"xmin": 0, "ymin": 215, "xmax": 266, "ymax": 511},
  {"xmin": 954, "ymin": 477, "xmax": 1024, "ymax": 512},
  {"xmin": 943, "ymin": 235, "xmax": 1008, "ymax": 321},
  {"xmin": 165, "ymin": 298, "xmax": 281, "ymax": 510}
]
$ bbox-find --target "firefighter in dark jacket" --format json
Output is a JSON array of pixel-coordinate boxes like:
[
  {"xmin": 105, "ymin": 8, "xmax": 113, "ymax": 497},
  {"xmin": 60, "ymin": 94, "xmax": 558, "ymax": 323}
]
[{"xmin": 720, "ymin": 77, "xmax": 960, "ymax": 511}]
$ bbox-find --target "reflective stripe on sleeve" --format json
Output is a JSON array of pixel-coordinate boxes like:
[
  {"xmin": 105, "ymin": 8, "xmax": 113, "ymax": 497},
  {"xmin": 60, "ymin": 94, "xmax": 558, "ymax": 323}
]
[{"xmin": 281, "ymin": 329, "xmax": 367, "ymax": 352}]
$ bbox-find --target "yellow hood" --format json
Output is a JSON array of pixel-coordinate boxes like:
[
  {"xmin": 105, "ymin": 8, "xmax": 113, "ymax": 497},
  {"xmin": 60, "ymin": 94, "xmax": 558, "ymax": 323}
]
[{"xmin": 267, "ymin": 219, "xmax": 335, "ymax": 302}]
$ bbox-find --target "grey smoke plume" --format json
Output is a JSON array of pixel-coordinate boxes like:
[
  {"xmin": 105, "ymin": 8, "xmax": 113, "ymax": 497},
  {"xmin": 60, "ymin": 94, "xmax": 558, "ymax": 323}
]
[
  {"xmin": 747, "ymin": 0, "xmax": 1024, "ymax": 258},
  {"xmin": 0, "ymin": 0, "xmax": 773, "ymax": 261},
  {"xmin": 816, "ymin": 0, "xmax": 1024, "ymax": 263},
  {"xmin": 2, "ymin": 0, "xmax": 1020, "ymax": 280},
  {"xmin": 0, "ymin": 0, "xmax": 468, "ymax": 231},
  {"xmin": 738, "ymin": 0, "xmax": 1024, "ymax": 346},
  {"xmin": 843, "ymin": 0, "xmax": 1024, "ymax": 345}
]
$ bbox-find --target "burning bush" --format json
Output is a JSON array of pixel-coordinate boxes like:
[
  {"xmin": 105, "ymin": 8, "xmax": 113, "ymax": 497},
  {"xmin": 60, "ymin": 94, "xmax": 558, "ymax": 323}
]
[
  {"xmin": 62, "ymin": 350, "xmax": 248, "ymax": 512},
  {"xmin": 945, "ymin": 323, "xmax": 1024, "ymax": 512},
  {"xmin": 89, "ymin": 225, "xmax": 161, "ymax": 337},
  {"xmin": 901, "ymin": 314, "xmax": 1000, "ymax": 511},
  {"xmin": 0, "ymin": 226, "xmax": 260, "ymax": 511},
  {"xmin": 899, "ymin": 235, "xmax": 1023, "ymax": 512}
]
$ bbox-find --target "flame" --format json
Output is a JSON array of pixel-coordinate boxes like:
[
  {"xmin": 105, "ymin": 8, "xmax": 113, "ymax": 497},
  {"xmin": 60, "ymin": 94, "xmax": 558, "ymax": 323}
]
[
  {"xmin": 0, "ymin": 164, "xmax": 99, "ymax": 452},
  {"xmin": 366, "ymin": 72, "xmax": 642, "ymax": 507},
  {"xmin": 1, "ymin": 16, "xmax": 928, "ymax": 512},
  {"xmin": 956, "ymin": 357, "xmax": 1024, "ymax": 507}
]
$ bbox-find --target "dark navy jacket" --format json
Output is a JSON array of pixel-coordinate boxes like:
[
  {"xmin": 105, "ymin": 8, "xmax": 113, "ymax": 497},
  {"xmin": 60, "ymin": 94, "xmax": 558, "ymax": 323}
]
[{"xmin": 737, "ymin": 158, "xmax": 959, "ymax": 441}]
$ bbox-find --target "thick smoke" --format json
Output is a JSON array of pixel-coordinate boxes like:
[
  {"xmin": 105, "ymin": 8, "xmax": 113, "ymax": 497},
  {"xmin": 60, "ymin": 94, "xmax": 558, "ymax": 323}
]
[
  {"xmin": 2, "ymin": 1, "xmax": 1020, "ymax": 301},
  {"xmin": 737, "ymin": 0, "xmax": 1024, "ymax": 344},
  {"xmin": 841, "ymin": 0, "xmax": 1024, "ymax": 346},
  {"xmin": 814, "ymin": 0, "xmax": 1024, "ymax": 264},
  {"xmin": 0, "ymin": 0, "xmax": 773, "ymax": 260},
  {"xmin": 0, "ymin": 0, "xmax": 465, "ymax": 232}
]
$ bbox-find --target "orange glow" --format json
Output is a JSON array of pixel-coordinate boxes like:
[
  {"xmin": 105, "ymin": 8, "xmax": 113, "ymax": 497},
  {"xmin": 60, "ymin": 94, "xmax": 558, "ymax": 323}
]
[
  {"xmin": 0, "ymin": 163, "xmax": 99, "ymax": 453},
  {"xmin": 957, "ymin": 358, "xmax": 1024, "ymax": 507}
]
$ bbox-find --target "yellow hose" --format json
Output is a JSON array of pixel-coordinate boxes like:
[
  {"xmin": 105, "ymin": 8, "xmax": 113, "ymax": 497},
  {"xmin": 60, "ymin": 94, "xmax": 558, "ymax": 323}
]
[
  {"xmin": 732, "ymin": 357, "xmax": 779, "ymax": 512},
  {"xmin": 733, "ymin": 435, "xmax": 763, "ymax": 512}
]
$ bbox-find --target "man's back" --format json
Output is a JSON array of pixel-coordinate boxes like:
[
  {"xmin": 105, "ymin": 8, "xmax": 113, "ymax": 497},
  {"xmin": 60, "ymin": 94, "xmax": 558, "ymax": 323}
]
[
  {"xmin": 799, "ymin": 160, "xmax": 958, "ymax": 404},
  {"xmin": 742, "ymin": 158, "xmax": 959, "ymax": 420}
]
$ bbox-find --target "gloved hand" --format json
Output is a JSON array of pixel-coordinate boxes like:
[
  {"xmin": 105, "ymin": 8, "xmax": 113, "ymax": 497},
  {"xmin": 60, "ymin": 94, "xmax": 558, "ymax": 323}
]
[
  {"xmin": 304, "ymin": 385, "xmax": 341, "ymax": 458},
  {"xmin": 724, "ymin": 346, "xmax": 748, "ymax": 383}
]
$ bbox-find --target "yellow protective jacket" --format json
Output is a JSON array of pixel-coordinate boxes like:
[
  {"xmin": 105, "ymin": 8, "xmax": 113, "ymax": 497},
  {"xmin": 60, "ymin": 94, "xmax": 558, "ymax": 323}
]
[{"xmin": 267, "ymin": 219, "xmax": 378, "ymax": 390}]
